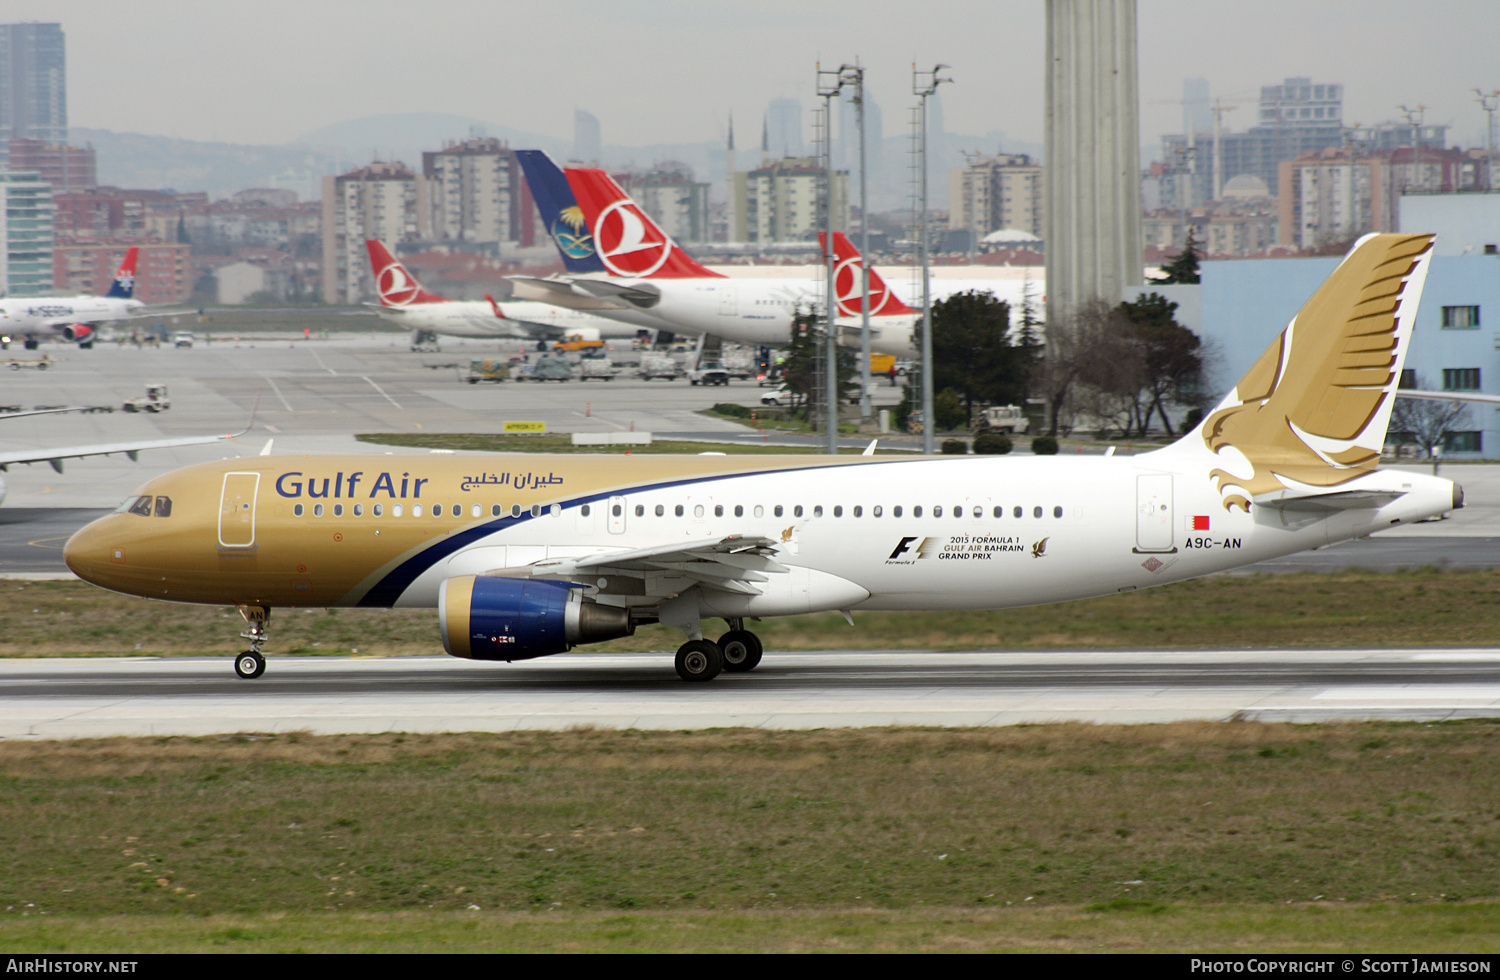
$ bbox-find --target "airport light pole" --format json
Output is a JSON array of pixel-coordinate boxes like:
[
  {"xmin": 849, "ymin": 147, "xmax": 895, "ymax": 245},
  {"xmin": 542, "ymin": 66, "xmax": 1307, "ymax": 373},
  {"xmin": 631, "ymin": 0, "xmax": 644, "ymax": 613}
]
[
  {"xmin": 818, "ymin": 63, "xmax": 854, "ymax": 454},
  {"xmin": 1476, "ymin": 89, "xmax": 1499, "ymax": 192},
  {"xmin": 839, "ymin": 62, "xmax": 873, "ymax": 424},
  {"xmin": 1399, "ymin": 104, "xmax": 1426, "ymax": 191},
  {"xmin": 913, "ymin": 63, "xmax": 951, "ymax": 456}
]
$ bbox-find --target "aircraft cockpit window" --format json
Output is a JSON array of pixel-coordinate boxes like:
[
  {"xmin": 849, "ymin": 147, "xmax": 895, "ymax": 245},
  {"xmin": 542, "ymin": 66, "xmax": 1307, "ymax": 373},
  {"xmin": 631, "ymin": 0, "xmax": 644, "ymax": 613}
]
[
  {"xmin": 153, "ymin": 496, "xmax": 173, "ymax": 517},
  {"xmin": 113, "ymin": 496, "xmax": 139, "ymax": 515},
  {"xmin": 127, "ymin": 496, "xmax": 153, "ymax": 517}
]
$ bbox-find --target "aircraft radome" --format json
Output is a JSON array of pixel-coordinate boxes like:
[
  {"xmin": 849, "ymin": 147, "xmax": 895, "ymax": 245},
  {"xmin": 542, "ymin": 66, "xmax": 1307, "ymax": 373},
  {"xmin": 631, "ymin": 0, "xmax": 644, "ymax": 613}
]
[{"xmin": 64, "ymin": 234, "xmax": 1461, "ymax": 682}]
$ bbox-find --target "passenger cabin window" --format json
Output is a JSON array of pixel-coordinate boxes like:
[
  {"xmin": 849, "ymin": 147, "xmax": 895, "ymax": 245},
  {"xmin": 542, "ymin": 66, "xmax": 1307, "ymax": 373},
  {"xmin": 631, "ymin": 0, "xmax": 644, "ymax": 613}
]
[
  {"xmin": 492, "ymin": 504, "xmax": 503, "ymax": 517},
  {"xmin": 293, "ymin": 503, "xmax": 304, "ymax": 517}
]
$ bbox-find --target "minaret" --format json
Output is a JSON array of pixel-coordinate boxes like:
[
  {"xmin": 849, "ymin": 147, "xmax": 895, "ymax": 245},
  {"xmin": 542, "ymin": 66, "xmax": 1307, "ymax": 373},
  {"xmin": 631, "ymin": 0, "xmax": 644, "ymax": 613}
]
[{"xmin": 726, "ymin": 113, "xmax": 736, "ymax": 243}]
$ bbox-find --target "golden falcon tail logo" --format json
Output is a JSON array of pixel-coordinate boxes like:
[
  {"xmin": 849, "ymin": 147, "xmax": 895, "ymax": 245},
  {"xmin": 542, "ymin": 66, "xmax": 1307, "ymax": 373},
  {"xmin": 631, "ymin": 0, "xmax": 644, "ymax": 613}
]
[{"xmin": 1202, "ymin": 233, "xmax": 1434, "ymax": 511}]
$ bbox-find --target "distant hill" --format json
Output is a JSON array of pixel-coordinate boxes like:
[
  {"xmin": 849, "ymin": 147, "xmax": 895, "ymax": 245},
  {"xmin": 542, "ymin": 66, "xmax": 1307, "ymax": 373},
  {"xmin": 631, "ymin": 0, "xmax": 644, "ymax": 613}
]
[
  {"xmin": 290, "ymin": 111, "xmax": 570, "ymax": 166},
  {"xmin": 73, "ymin": 128, "xmax": 341, "ymax": 200}
]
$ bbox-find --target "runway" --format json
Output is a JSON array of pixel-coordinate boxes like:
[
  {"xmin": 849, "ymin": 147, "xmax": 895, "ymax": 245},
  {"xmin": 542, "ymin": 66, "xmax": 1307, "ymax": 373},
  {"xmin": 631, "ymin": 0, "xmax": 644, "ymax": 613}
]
[{"xmin": 3, "ymin": 649, "xmax": 1499, "ymax": 739}]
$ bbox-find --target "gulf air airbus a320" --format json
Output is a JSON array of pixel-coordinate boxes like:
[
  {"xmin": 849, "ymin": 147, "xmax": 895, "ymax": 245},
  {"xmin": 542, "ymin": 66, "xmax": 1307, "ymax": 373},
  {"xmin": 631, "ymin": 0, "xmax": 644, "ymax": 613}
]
[{"xmin": 63, "ymin": 234, "xmax": 1461, "ymax": 682}]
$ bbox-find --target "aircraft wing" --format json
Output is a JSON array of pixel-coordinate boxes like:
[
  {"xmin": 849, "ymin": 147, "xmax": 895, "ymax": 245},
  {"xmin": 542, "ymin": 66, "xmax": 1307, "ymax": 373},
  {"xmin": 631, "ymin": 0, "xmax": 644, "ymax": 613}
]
[
  {"xmin": 1398, "ymin": 389, "xmax": 1500, "ymax": 405},
  {"xmin": 485, "ymin": 534, "xmax": 788, "ymax": 597},
  {"xmin": 507, "ymin": 276, "xmax": 633, "ymax": 311},
  {"xmin": 0, "ymin": 432, "xmax": 239, "ymax": 474},
  {"xmin": 568, "ymin": 278, "xmax": 662, "ymax": 309},
  {"xmin": 1, "ymin": 407, "xmax": 92, "ymax": 421}
]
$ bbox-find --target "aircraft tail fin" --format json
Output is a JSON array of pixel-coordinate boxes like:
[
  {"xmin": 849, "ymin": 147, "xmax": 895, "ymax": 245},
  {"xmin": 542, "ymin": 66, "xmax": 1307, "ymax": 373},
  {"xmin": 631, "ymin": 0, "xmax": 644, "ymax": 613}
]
[
  {"xmin": 1196, "ymin": 232, "xmax": 1435, "ymax": 511},
  {"xmin": 821, "ymin": 232, "xmax": 915, "ymax": 316},
  {"xmin": 104, "ymin": 247, "xmax": 139, "ymax": 299},
  {"xmin": 484, "ymin": 293, "xmax": 507, "ymax": 319},
  {"xmin": 562, "ymin": 167, "xmax": 722, "ymax": 279},
  {"xmin": 365, "ymin": 240, "xmax": 448, "ymax": 306},
  {"xmin": 516, "ymin": 150, "xmax": 608, "ymax": 275}
]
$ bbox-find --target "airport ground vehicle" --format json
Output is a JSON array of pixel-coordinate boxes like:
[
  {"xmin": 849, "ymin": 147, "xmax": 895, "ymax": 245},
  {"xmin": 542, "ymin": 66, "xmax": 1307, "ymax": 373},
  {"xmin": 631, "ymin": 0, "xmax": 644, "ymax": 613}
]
[
  {"xmin": 760, "ymin": 384, "xmax": 793, "ymax": 406},
  {"xmin": 971, "ymin": 405, "xmax": 1029, "ymax": 436},
  {"xmin": 689, "ymin": 362, "xmax": 731, "ymax": 386},
  {"xmin": 639, "ymin": 354, "xmax": 684, "ymax": 381},
  {"xmin": 173, "ymin": 332, "xmax": 195, "ymax": 348},
  {"xmin": 518, "ymin": 355, "xmax": 573, "ymax": 382},
  {"xmin": 6, "ymin": 355, "xmax": 51, "ymax": 371},
  {"xmin": 466, "ymin": 359, "xmax": 510, "ymax": 384},
  {"xmin": 122, "ymin": 384, "xmax": 171, "ymax": 413},
  {"xmin": 578, "ymin": 358, "xmax": 618, "ymax": 381}
]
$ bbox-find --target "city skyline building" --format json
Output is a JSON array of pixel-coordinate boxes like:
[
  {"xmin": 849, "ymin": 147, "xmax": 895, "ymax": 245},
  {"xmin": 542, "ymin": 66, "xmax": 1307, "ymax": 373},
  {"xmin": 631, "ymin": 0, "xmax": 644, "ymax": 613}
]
[
  {"xmin": 423, "ymin": 136, "xmax": 526, "ymax": 247},
  {"xmin": 766, "ymin": 97, "xmax": 803, "ymax": 158},
  {"xmin": 6, "ymin": 137, "xmax": 92, "ymax": 192},
  {"xmin": 573, "ymin": 110, "xmax": 601, "ymax": 165},
  {"xmin": 320, "ymin": 161, "xmax": 430, "ymax": 303},
  {"xmin": 0, "ymin": 22, "xmax": 66, "ymax": 168},
  {"xmin": 948, "ymin": 151, "xmax": 1045, "ymax": 241},
  {"xmin": 731, "ymin": 156, "xmax": 848, "ymax": 243},
  {"xmin": 0, "ymin": 170, "xmax": 54, "ymax": 295}
]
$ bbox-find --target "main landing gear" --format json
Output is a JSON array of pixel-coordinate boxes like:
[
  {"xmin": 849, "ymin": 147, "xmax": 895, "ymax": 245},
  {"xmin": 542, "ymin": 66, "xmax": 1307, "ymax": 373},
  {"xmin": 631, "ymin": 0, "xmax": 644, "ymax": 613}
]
[
  {"xmin": 234, "ymin": 604, "xmax": 271, "ymax": 679},
  {"xmin": 672, "ymin": 618, "xmax": 764, "ymax": 682}
]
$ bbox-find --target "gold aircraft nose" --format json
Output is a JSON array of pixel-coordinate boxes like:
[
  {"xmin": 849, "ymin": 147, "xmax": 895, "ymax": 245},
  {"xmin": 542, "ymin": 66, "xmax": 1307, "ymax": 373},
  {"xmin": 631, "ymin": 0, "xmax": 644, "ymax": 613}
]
[{"xmin": 63, "ymin": 520, "xmax": 117, "ymax": 588}]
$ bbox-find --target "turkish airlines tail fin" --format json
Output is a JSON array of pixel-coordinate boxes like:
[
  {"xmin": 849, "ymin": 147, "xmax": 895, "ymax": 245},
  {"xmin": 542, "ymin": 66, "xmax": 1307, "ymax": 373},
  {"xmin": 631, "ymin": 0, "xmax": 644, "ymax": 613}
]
[
  {"xmin": 365, "ymin": 240, "xmax": 448, "ymax": 306},
  {"xmin": 104, "ymin": 247, "xmax": 139, "ymax": 299},
  {"xmin": 515, "ymin": 150, "xmax": 608, "ymax": 275},
  {"xmin": 1195, "ymin": 233, "xmax": 1434, "ymax": 511},
  {"xmin": 562, "ymin": 168, "xmax": 722, "ymax": 279},
  {"xmin": 821, "ymin": 232, "xmax": 915, "ymax": 317}
]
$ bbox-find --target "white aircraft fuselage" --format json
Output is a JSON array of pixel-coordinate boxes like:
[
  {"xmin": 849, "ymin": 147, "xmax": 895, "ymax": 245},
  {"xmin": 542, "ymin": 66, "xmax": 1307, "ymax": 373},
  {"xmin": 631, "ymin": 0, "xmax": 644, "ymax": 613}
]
[{"xmin": 0, "ymin": 296, "xmax": 144, "ymax": 334}]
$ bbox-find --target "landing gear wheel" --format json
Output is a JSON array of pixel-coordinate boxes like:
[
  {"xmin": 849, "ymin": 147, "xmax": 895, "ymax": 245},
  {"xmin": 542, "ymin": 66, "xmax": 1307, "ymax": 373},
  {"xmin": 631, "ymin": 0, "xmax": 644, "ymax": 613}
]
[
  {"xmin": 718, "ymin": 629, "xmax": 763, "ymax": 672},
  {"xmin": 234, "ymin": 651, "xmax": 266, "ymax": 679},
  {"xmin": 675, "ymin": 640, "xmax": 723, "ymax": 682}
]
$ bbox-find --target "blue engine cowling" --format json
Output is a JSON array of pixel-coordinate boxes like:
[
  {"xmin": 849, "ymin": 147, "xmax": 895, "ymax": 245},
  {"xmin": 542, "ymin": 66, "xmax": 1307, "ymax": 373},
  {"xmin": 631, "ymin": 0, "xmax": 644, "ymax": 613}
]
[{"xmin": 439, "ymin": 575, "xmax": 634, "ymax": 661}]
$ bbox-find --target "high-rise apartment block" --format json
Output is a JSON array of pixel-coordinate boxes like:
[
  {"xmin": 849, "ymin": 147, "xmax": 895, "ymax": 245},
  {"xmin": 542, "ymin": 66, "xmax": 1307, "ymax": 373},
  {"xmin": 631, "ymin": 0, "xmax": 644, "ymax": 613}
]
[
  {"xmin": 6, "ymin": 138, "xmax": 92, "ymax": 191},
  {"xmin": 423, "ymin": 138, "xmax": 526, "ymax": 246},
  {"xmin": 618, "ymin": 166, "xmax": 710, "ymax": 243},
  {"xmin": 573, "ymin": 111, "xmax": 601, "ymax": 165},
  {"xmin": 731, "ymin": 157, "xmax": 848, "ymax": 244},
  {"xmin": 948, "ymin": 153, "xmax": 1045, "ymax": 241},
  {"xmin": 766, "ymin": 98, "xmax": 804, "ymax": 159},
  {"xmin": 0, "ymin": 170, "xmax": 54, "ymax": 295},
  {"xmin": 321, "ymin": 162, "xmax": 430, "ymax": 304},
  {"xmin": 0, "ymin": 23, "xmax": 67, "ymax": 167}
]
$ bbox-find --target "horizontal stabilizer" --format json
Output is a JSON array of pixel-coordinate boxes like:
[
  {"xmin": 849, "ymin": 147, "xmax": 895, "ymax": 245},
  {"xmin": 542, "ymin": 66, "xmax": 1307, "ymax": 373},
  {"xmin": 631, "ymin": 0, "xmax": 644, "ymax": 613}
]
[
  {"xmin": 1252, "ymin": 487, "xmax": 1408, "ymax": 512},
  {"xmin": 1397, "ymin": 389, "xmax": 1500, "ymax": 406}
]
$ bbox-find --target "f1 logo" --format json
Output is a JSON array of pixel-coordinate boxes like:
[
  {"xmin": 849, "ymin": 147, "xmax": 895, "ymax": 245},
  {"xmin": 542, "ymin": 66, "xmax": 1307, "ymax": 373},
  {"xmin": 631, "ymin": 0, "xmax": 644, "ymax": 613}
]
[{"xmin": 888, "ymin": 536, "xmax": 919, "ymax": 560}]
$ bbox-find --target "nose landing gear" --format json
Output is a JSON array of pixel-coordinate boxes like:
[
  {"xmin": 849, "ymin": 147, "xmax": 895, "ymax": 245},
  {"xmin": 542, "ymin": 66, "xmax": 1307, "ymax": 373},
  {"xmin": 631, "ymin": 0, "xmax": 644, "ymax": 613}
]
[{"xmin": 234, "ymin": 604, "xmax": 271, "ymax": 679}]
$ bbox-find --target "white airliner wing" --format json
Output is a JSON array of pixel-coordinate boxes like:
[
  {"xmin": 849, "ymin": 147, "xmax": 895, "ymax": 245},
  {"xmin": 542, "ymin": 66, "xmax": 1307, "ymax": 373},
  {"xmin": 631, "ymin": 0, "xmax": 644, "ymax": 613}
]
[
  {"xmin": 0, "ymin": 407, "xmax": 90, "ymax": 421},
  {"xmin": 487, "ymin": 534, "xmax": 787, "ymax": 597},
  {"xmin": 508, "ymin": 276, "xmax": 632, "ymax": 311},
  {"xmin": 568, "ymin": 278, "xmax": 662, "ymax": 309},
  {"xmin": 0, "ymin": 433, "xmax": 238, "ymax": 474},
  {"xmin": 1398, "ymin": 389, "xmax": 1500, "ymax": 405}
]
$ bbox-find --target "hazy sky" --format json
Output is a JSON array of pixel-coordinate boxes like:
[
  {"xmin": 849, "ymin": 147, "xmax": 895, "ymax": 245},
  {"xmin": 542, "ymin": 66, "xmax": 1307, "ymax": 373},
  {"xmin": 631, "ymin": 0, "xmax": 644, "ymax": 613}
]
[{"xmin": 10, "ymin": 0, "xmax": 1500, "ymax": 151}]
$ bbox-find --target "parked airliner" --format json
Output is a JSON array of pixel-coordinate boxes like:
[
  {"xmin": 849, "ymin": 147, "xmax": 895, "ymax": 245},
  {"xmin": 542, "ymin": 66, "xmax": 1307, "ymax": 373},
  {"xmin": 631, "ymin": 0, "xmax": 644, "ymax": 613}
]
[
  {"xmin": 63, "ymin": 234, "xmax": 1458, "ymax": 682},
  {"xmin": 364, "ymin": 240, "xmax": 646, "ymax": 350},
  {"xmin": 0, "ymin": 248, "xmax": 179, "ymax": 348}
]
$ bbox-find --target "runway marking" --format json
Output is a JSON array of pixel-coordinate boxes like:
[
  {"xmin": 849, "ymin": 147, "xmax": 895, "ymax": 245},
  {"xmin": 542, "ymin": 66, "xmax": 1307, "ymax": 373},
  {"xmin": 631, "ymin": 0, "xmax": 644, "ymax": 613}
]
[
  {"xmin": 363, "ymin": 376, "xmax": 403, "ymax": 410},
  {"xmin": 1314, "ymin": 685, "xmax": 1500, "ymax": 700},
  {"xmin": 309, "ymin": 350, "xmax": 337, "ymax": 375},
  {"xmin": 25, "ymin": 535, "xmax": 67, "ymax": 551},
  {"xmin": 259, "ymin": 375, "xmax": 294, "ymax": 413}
]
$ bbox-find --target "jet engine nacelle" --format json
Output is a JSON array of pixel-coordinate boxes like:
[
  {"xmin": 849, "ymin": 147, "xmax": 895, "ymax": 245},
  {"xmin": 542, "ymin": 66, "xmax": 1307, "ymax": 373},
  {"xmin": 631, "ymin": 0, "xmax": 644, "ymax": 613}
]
[
  {"xmin": 438, "ymin": 575, "xmax": 634, "ymax": 661},
  {"xmin": 61, "ymin": 324, "xmax": 93, "ymax": 342}
]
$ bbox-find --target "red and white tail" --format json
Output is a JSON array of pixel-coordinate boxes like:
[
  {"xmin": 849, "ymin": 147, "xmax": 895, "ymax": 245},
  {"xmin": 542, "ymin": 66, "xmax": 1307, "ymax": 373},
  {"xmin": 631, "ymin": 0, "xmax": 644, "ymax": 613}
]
[
  {"xmin": 365, "ymin": 240, "xmax": 448, "ymax": 305},
  {"xmin": 821, "ymin": 232, "xmax": 915, "ymax": 317},
  {"xmin": 104, "ymin": 246, "xmax": 139, "ymax": 299},
  {"xmin": 561, "ymin": 168, "xmax": 722, "ymax": 279}
]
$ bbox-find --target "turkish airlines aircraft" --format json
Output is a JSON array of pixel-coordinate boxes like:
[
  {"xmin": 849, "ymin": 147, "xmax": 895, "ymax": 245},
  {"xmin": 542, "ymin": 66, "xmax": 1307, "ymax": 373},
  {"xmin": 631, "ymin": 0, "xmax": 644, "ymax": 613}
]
[
  {"xmin": 0, "ymin": 248, "xmax": 176, "ymax": 348},
  {"xmin": 510, "ymin": 153, "xmax": 922, "ymax": 351},
  {"xmin": 363, "ymin": 240, "xmax": 644, "ymax": 349},
  {"xmin": 63, "ymin": 234, "xmax": 1459, "ymax": 682}
]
